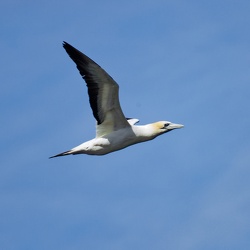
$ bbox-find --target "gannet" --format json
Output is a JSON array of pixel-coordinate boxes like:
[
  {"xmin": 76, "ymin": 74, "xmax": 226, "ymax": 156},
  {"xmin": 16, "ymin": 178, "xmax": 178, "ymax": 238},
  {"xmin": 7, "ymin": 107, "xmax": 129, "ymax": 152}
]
[{"xmin": 50, "ymin": 42, "xmax": 183, "ymax": 158}]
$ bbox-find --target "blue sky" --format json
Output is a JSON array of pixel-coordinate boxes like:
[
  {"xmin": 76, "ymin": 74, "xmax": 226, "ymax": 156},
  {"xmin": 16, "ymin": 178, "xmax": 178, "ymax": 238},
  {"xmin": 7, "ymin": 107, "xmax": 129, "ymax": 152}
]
[{"xmin": 1, "ymin": 0, "xmax": 250, "ymax": 249}]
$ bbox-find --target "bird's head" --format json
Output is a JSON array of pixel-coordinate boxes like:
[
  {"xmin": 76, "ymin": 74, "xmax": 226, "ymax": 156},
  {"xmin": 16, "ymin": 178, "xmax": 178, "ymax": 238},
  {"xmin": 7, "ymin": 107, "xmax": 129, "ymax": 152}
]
[{"xmin": 151, "ymin": 121, "xmax": 184, "ymax": 136}]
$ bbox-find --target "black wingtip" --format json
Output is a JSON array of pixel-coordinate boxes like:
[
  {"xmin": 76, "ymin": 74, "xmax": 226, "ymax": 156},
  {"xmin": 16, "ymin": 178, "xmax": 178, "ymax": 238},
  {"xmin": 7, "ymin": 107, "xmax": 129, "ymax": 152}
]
[
  {"xmin": 62, "ymin": 41, "xmax": 69, "ymax": 47},
  {"xmin": 62, "ymin": 41, "xmax": 84, "ymax": 61},
  {"xmin": 62, "ymin": 41, "xmax": 72, "ymax": 51}
]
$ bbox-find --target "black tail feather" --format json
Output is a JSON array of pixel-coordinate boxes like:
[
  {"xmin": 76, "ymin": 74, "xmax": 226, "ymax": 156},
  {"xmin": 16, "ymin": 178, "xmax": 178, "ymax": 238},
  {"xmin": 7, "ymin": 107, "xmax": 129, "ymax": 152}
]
[{"xmin": 49, "ymin": 150, "xmax": 72, "ymax": 159}]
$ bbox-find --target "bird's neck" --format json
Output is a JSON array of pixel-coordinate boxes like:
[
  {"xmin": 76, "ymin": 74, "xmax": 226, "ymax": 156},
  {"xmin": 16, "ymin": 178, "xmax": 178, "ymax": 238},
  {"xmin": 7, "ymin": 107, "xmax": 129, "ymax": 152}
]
[{"xmin": 132, "ymin": 124, "xmax": 160, "ymax": 140}]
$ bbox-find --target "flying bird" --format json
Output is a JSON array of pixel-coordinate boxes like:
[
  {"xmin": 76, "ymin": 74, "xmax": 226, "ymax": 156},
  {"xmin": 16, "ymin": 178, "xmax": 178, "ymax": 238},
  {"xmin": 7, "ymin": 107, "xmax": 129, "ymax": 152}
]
[{"xmin": 50, "ymin": 42, "xmax": 183, "ymax": 158}]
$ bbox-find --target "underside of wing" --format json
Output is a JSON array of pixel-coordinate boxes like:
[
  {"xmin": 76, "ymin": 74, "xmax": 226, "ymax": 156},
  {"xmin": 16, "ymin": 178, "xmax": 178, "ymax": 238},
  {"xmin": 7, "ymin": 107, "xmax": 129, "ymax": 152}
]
[{"xmin": 62, "ymin": 42, "xmax": 130, "ymax": 134}]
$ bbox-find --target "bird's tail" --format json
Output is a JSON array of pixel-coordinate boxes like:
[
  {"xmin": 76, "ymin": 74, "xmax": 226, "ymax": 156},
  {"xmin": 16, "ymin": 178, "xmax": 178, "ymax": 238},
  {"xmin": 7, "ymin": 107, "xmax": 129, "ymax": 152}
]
[{"xmin": 49, "ymin": 150, "xmax": 74, "ymax": 159}]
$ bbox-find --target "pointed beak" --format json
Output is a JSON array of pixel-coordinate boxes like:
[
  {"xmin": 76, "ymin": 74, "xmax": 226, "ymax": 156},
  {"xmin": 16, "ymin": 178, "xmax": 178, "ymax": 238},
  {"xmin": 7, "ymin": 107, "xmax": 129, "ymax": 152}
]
[{"xmin": 169, "ymin": 123, "xmax": 184, "ymax": 129}]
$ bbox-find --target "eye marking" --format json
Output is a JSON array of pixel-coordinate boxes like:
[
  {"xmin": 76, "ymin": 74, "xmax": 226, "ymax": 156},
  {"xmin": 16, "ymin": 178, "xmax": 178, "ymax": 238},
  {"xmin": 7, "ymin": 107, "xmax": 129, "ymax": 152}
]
[
  {"xmin": 162, "ymin": 123, "xmax": 170, "ymax": 129},
  {"xmin": 162, "ymin": 122, "xmax": 170, "ymax": 129}
]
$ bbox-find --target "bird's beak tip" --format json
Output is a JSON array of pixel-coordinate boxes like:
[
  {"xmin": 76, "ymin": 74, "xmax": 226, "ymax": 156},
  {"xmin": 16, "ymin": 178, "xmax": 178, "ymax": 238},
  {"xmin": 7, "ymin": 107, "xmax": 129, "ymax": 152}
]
[{"xmin": 173, "ymin": 123, "xmax": 184, "ymax": 129}]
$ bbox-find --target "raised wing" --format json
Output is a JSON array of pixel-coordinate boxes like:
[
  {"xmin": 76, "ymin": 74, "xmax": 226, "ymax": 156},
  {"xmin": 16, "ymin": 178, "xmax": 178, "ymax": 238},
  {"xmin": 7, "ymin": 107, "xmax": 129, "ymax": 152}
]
[
  {"xmin": 63, "ymin": 42, "xmax": 130, "ymax": 137},
  {"xmin": 127, "ymin": 118, "xmax": 140, "ymax": 125}
]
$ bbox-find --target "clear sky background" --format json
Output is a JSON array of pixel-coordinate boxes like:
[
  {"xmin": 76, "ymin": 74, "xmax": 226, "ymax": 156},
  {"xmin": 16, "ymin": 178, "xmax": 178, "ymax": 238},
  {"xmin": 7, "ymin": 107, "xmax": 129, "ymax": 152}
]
[{"xmin": 1, "ymin": 1, "xmax": 250, "ymax": 249}]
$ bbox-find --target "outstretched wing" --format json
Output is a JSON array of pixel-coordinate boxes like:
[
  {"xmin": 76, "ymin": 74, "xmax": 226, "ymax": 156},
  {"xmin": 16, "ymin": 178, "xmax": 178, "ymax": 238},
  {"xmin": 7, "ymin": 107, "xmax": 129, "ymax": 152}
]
[{"xmin": 63, "ymin": 42, "xmax": 130, "ymax": 137}]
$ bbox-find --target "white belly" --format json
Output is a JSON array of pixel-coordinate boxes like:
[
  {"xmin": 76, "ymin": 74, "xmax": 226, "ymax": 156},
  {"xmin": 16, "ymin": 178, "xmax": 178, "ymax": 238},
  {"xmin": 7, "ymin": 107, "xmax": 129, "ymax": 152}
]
[{"xmin": 73, "ymin": 126, "xmax": 152, "ymax": 155}]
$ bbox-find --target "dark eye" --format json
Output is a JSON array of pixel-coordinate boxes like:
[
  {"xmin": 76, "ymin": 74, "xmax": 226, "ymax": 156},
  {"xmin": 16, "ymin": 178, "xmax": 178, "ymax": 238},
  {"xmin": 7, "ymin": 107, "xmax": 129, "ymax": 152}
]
[{"xmin": 164, "ymin": 123, "xmax": 170, "ymax": 128}]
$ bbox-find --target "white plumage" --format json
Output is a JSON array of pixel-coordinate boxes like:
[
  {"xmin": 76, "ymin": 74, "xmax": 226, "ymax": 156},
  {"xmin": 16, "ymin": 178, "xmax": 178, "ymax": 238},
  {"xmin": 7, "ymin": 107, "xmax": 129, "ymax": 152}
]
[{"xmin": 50, "ymin": 42, "xmax": 183, "ymax": 158}]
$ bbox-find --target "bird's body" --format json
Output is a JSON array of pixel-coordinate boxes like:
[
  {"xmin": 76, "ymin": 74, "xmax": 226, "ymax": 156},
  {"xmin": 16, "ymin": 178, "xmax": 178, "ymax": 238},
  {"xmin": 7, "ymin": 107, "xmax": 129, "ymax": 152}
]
[{"xmin": 50, "ymin": 42, "xmax": 183, "ymax": 158}]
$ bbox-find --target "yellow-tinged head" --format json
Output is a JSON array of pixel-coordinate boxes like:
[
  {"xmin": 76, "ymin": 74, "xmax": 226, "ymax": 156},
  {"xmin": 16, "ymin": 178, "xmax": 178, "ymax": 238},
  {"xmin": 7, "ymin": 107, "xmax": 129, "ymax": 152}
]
[{"xmin": 150, "ymin": 121, "xmax": 184, "ymax": 136}]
